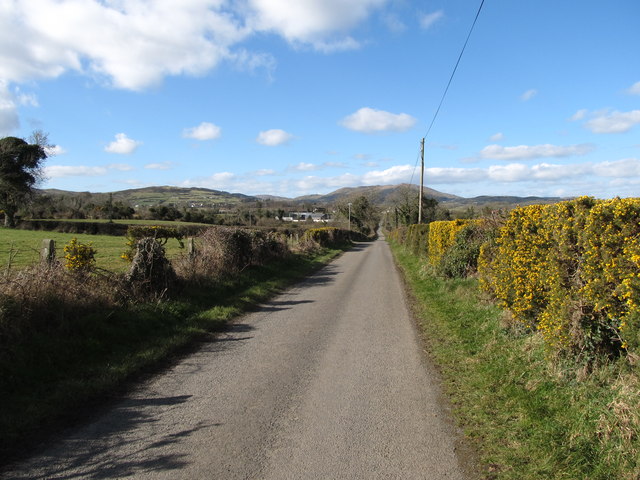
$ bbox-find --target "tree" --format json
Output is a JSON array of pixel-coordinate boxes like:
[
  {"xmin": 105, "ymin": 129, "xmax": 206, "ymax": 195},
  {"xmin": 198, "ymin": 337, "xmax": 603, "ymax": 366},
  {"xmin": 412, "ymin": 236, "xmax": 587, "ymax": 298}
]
[
  {"xmin": 388, "ymin": 185, "xmax": 450, "ymax": 227},
  {"xmin": 0, "ymin": 136, "xmax": 47, "ymax": 227},
  {"xmin": 335, "ymin": 195, "xmax": 381, "ymax": 237}
]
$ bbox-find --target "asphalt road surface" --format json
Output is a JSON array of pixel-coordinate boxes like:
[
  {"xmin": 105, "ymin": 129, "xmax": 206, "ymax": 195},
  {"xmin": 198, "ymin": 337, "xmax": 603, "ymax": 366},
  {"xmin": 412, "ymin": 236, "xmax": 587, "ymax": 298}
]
[{"xmin": 3, "ymin": 236, "xmax": 470, "ymax": 479}]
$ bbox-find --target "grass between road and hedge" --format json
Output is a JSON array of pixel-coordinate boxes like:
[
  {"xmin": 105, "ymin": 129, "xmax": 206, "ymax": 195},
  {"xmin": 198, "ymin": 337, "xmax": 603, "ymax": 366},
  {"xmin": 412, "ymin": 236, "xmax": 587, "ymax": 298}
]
[
  {"xmin": 0, "ymin": 246, "xmax": 345, "ymax": 465},
  {"xmin": 390, "ymin": 241, "xmax": 640, "ymax": 480}
]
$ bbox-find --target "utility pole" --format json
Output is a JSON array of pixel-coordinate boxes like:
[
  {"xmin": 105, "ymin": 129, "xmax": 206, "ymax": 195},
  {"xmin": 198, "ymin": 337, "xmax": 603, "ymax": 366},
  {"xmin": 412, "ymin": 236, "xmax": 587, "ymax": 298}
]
[{"xmin": 418, "ymin": 137, "xmax": 425, "ymax": 224}]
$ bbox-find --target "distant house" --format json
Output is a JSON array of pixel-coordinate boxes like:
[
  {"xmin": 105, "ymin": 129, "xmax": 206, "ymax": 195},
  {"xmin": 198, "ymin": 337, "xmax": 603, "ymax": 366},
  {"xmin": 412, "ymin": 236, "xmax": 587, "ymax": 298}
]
[{"xmin": 280, "ymin": 212, "xmax": 330, "ymax": 223}]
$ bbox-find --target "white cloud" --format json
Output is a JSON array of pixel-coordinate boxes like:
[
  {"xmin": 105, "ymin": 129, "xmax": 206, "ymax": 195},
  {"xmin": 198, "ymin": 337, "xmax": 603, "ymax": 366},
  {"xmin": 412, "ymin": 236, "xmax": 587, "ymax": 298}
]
[
  {"xmin": 107, "ymin": 163, "xmax": 135, "ymax": 171},
  {"xmin": 626, "ymin": 81, "xmax": 640, "ymax": 95},
  {"xmin": 419, "ymin": 10, "xmax": 444, "ymax": 30},
  {"xmin": 426, "ymin": 167, "xmax": 486, "ymax": 183},
  {"xmin": 44, "ymin": 162, "xmax": 134, "ymax": 178},
  {"xmin": 0, "ymin": 80, "xmax": 19, "ymax": 134},
  {"xmin": 44, "ymin": 145, "xmax": 66, "ymax": 156},
  {"xmin": 247, "ymin": 0, "xmax": 386, "ymax": 51},
  {"xmin": 0, "ymin": 1, "xmax": 387, "ymax": 91},
  {"xmin": 480, "ymin": 143, "xmax": 595, "ymax": 161},
  {"xmin": 383, "ymin": 13, "xmax": 406, "ymax": 33},
  {"xmin": 340, "ymin": 107, "xmax": 416, "ymax": 133},
  {"xmin": 291, "ymin": 162, "xmax": 320, "ymax": 171},
  {"xmin": 253, "ymin": 169, "xmax": 276, "ymax": 176},
  {"xmin": 584, "ymin": 109, "xmax": 640, "ymax": 134},
  {"xmin": 182, "ymin": 122, "xmax": 221, "ymax": 140},
  {"xmin": 488, "ymin": 163, "xmax": 530, "ymax": 182},
  {"xmin": 521, "ymin": 89, "xmax": 538, "ymax": 101},
  {"xmin": 592, "ymin": 158, "xmax": 640, "ymax": 177},
  {"xmin": 489, "ymin": 132, "xmax": 504, "ymax": 142},
  {"xmin": 362, "ymin": 164, "xmax": 414, "ymax": 184},
  {"xmin": 105, "ymin": 133, "xmax": 141, "ymax": 154},
  {"xmin": 323, "ymin": 161, "xmax": 347, "ymax": 168},
  {"xmin": 570, "ymin": 109, "xmax": 588, "ymax": 121},
  {"xmin": 45, "ymin": 165, "xmax": 108, "ymax": 178},
  {"xmin": 145, "ymin": 162, "xmax": 173, "ymax": 170},
  {"xmin": 256, "ymin": 129, "xmax": 294, "ymax": 146}
]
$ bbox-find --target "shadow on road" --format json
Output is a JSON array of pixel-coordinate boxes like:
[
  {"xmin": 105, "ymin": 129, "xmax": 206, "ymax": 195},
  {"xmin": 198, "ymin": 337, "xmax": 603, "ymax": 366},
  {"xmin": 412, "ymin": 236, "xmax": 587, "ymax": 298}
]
[{"xmin": 4, "ymin": 395, "xmax": 220, "ymax": 480}]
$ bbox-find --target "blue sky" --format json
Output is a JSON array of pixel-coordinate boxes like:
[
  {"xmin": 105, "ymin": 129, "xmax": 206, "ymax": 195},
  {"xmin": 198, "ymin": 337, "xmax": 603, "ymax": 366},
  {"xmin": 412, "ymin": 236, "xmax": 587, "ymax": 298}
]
[{"xmin": 1, "ymin": 0, "xmax": 639, "ymax": 199}]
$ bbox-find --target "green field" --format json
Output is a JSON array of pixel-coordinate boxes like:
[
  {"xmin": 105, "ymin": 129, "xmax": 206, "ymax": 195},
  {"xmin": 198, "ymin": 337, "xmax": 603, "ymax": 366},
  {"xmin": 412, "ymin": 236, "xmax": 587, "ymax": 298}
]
[{"xmin": 0, "ymin": 228, "xmax": 186, "ymax": 272}]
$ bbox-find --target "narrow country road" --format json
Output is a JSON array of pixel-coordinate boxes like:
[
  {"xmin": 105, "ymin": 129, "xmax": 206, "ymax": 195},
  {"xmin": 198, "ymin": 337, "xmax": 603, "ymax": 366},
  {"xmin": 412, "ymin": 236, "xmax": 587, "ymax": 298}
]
[{"xmin": 2, "ymin": 236, "xmax": 470, "ymax": 479}]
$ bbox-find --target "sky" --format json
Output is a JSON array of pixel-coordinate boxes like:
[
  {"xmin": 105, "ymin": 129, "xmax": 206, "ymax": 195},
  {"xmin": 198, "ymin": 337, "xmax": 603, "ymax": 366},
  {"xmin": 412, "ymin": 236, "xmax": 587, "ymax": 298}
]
[{"xmin": 1, "ymin": 0, "xmax": 639, "ymax": 200}]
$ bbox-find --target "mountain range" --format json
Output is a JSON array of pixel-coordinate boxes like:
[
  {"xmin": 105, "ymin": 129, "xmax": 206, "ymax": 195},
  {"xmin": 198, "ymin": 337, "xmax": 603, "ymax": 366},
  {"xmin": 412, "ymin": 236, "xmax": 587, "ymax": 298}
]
[{"xmin": 40, "ymin": 184, "xmax": 563, "ymax": 211}]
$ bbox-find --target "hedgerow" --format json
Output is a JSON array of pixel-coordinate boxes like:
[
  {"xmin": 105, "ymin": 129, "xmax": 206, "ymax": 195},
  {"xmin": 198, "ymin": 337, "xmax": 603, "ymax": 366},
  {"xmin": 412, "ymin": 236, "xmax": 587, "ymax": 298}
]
[
  {"xmin": 428, "ymin": 219, "xmax": 468, "ymax": 267},
  {"xmin": 389, "ymin": 198, "xmax": 640, "ymax": 363},
  {"xmin": 477, "ymin": 197, "xmax": 640, "ymax": 361}
]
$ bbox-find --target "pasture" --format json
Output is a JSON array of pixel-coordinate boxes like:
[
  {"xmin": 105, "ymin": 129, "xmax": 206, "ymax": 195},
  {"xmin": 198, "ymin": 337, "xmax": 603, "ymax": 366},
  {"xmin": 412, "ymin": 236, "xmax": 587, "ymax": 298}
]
[{"xmin": 0, "ymin": 228, "xmax": 186, "ymax": 272}]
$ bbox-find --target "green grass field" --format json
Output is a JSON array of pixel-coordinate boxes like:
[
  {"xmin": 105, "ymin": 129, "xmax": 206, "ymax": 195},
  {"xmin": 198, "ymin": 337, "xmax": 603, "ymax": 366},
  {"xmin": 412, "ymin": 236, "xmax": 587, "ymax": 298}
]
[{"xmin": 0, "ymin": 228, "xmax": 186, "ymax": 272}]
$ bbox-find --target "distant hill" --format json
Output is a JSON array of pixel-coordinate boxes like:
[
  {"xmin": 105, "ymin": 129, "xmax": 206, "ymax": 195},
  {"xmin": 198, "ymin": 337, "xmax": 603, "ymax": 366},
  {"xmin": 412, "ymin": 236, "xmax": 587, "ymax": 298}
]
[
  {"xmin": 38, "ymin": 185, "xmax": 564, "ymax": 211},
  {"xmin": 293, "ymin": 184, "xmax": 460, "ymax": 205},
  {"xmin": 41, "ymin": 186, "xmax": 258, "ymax": 207}
]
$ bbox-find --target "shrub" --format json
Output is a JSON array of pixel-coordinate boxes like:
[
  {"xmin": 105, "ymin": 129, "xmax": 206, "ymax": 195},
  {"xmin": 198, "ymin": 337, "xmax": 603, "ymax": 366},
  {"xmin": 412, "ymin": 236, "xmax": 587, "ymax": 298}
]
[
  {"xmin": 428, "ymin": 219, "xmax": 468, "ymax": 267},
  {"xmin": 438, "ymin": 219, "xmax": 497, "ymax": 279},
  {"xmin": 63, "ymin": 237, "xmax": 97, "ymax": 273},
  {"xmin": 478, "ymin": 197, "xmax": 640, "ymax": 361},
  {"xmin": 405, "ymin": 224, "xmax": 430, "ymax": 258},
  {"xmin": 173, "ymin": 227, "xmax": 289, "ymax": 284},
  {"xmin": 124, "ymin": 237, "xmax": 176, "ymax": 297},
  {"xmin": 122, "ymin": 225, "xmax": 184, "ymax": 262}
]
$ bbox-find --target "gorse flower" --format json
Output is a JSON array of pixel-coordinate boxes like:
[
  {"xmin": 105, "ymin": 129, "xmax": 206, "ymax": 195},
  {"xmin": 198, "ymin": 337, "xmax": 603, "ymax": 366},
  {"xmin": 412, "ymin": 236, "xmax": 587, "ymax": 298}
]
[{"xmin": 63, "ymin": 238, "xmax": 96, "ymax": 272}]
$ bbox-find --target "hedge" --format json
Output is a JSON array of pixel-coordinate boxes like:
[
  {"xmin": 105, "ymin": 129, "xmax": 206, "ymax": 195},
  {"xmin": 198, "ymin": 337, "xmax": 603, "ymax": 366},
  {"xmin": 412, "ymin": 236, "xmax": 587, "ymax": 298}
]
[{"xmin": 478, "ymin": 197, "xmax": 640, "ymax": 360}]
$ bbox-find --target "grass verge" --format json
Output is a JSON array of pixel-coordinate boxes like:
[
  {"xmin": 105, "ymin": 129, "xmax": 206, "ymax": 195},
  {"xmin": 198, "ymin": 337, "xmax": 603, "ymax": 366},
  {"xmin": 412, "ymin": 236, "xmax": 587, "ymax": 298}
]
[
  {"xmin": 0, "ymin": 247, "xmax": 344, "ymax": 465},
  {"xmin": 390, "ymin": 241, "xmax": 640, "ymax": 480}
]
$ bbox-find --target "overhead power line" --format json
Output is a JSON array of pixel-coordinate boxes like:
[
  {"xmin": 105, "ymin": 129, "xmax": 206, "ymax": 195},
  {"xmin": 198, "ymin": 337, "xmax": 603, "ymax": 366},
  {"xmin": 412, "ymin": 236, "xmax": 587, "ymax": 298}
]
[{"xmin": 422, "ymin": 0, "xmax": 485, "ymax": 141}]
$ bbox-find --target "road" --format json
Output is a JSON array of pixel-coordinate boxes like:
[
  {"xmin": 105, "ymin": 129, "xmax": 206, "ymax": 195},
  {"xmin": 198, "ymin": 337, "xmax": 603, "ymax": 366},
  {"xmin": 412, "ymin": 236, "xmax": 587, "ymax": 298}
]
[{"xmin": 2, "ymin": 236, "xmax": 471, "ymax": 479}]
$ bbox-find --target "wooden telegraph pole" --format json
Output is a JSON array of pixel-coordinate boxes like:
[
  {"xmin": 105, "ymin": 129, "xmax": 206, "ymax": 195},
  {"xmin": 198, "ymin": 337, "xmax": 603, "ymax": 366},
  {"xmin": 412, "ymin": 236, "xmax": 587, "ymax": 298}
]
[{"xmin": 418, "ymin": 137, "xmax": 425, "ymax": 224}]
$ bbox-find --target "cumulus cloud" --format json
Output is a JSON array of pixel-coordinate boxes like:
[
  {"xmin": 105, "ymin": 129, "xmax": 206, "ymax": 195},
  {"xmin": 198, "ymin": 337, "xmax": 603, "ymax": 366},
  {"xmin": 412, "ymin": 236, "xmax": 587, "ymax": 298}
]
[
  {"xmin": 247, "ymin": 0, "xmax": 386, "ymax": 51},
  {"xmin": 521, "ymin": 89, "xmax": 538, "ymax": 101},
  {"xmin": 489, "ymin": 132, "xmax": 504, "ymax": 142},
  {"xmin": 253, "ymin": 169, "xmax": 276, "ymax": 176},
  {"xmin": 362, "ymin": 165, "xmax": 414, "ymax": 184},
  {"xmin": 570, "ymin": 109, "xmax": 588, "ymax": 121},
  {"xmin": 419, "ymin": 10, "xmax": 444, "ymax": 30},
  {"xmin": 105, "ymin": 133, "xmax": 142, "ymax": 154},
  {"xmin": 592, "ymin": 158, "xmax": 640, "ymax": 177},
  {"xmin": 106, "ymin": 163, "xmax": 134, "ymax": 171},
  {"xmin": 479, "ymin": 143, "xmax": 595, "ymax": 161},
  {"xmin": 0, "ymin": 1, "xmax": 387, "ymax": 91},
  {"xmin": 182, "ymin": 122, "xmax": 222, "ymax": 141},
  {"xmin": 44, "ymin": 162, "xmax": 135, "ymax": 178},
  {"xmin": 256, "ymin": 129, "xmax": 294, "ymax": 146},
  {"xmin": 626, "ymin": 81, "xmax": 640, "ymax": 95},
  {"xmin": 44, "ymin": 145, "xmax": 67, "ymax": 156},
  {"xmin": 291, "ymin": 162, "xmax": 320, "ymax": 171},
  {"xmin": 145, "ymin": 162, "xmax": 173, "ymax": 170},
  {"xmin": 340, "ymin": 107, "xmax": 416, "ymax": 134},
  {"xmin": 45, "ymin": 165, "xmax": 107, "ymax": 178},
  {"xmin": 584, "ymin": 109, "xmax": 640, "ymax": 134}
]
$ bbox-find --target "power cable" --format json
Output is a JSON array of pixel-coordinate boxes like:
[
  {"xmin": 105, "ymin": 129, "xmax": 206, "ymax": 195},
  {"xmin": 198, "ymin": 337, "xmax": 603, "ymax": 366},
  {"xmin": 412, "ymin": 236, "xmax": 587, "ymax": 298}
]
[{"xmin": 422, "ymin": 0, "xmax": 485, "ymax": 142}]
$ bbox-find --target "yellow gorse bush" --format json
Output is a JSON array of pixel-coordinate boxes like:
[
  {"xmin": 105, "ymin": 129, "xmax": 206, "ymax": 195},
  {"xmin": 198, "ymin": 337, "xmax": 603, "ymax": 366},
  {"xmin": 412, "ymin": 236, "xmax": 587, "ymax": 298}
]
[
  {"xmin": 479, "ymin": 197, "xmax": 640, "ymax": 359},
  {"xmin": 63, "ymin": 237, "xmax": 97, "ymax": 272},
  {"xmin": 428, "ymin": 219, "xmax": 467, "ymax": 266}
]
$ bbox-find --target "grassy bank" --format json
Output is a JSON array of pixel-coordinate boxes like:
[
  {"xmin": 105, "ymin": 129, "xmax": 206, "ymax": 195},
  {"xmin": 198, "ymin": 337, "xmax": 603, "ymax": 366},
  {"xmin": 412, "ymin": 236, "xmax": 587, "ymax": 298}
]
[
  {"xmin": 0, "ymin": 246, "xmax": 344, "ymax": 464},
  {"xmin": 390, "ymin": 241, "xmax": 640, "ymax": 479}
]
